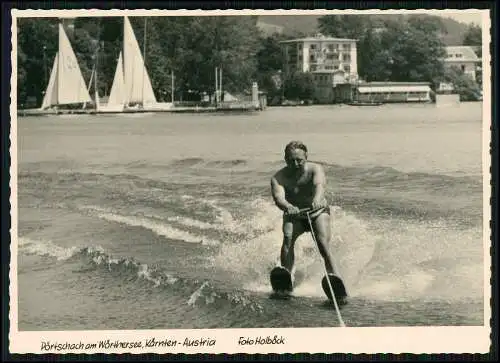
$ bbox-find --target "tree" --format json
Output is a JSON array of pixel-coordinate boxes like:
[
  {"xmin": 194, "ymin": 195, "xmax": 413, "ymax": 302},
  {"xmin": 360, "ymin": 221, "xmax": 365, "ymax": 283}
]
[
  {"xmin": 383, "ymin": 18, "xmax": 446, "ymax": 86},
  {"xmin": 69, "ymin": 25, "xmax": 98, "ymax": 92},
  {"xmin": 357, "ymin": 27, "xmax": 391, "ymax": 82},
  {"xmin": 255, "ymin": 33, "xmax": 286, "ymax": 100},
  {"xmin": 356, "ymin": 17, "xmax": 446, "ymax": 86},
  {"xmin": 284, "ymin": 71, "xmax": 315, "ymax": 101},
  {"xmin": 463, "ymin": 23, "xmax": 482, "ymax": 57},
  {"xmin": 257, "ymin": 34, "xmax": 285, "ymax": 73},
  {"xmin": 72, "ymin": 17, "xmax": 123, "ymax": 97},
  {"xmin": 407, "ymin": 14, "xmax": 446, "ymax": 34},
  {"xmin": 463, "ymin": 24, "xmax": 482, "ymax": 45},
  {"xmin": 17, "ymin": 18, "xmax": 59, "ymax": 106},
  {"xmin": 17, "ymin": 46, "xmax": 28, "ymax": 106},
  {"xmin": 441, "ymin": 66, "xmax": 481, "ymax": 101},
  {"xmin": 149, "ymin": 16, "xmax": 260, "ymax": 100},
  {"xmin": 318, "ymin": 15, "xmax": 370, "ymax": 40}
]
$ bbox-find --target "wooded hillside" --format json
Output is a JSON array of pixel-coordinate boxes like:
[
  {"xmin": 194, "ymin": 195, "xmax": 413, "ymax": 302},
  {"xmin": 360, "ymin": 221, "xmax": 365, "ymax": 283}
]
[{"xmin": 258, "ymin": 14, "xmax": 473, "ymax": 45}]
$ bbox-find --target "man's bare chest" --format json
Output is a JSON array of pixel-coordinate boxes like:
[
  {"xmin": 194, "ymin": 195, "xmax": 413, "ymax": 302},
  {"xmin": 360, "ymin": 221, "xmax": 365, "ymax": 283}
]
[{"xmin": 283, "ymin": 174, "xmax": 313, "ymax": 194}]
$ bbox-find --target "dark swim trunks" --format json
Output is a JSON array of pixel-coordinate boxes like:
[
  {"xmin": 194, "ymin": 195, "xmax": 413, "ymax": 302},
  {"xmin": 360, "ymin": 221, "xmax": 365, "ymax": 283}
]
[{"xmin": 283, "ymin": 206, "xmax": 331, "ymax": 232}]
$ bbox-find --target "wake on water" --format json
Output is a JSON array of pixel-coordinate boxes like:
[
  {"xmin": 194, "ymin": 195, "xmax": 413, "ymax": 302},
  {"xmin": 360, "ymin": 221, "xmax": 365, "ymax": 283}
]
[
  {"xmin": 18, "ymin": 237, "xmax": 265, "ymax": 313},
  {"xmin": 18, "ymin": 194, "xmax": 483, "ymax": 308}
]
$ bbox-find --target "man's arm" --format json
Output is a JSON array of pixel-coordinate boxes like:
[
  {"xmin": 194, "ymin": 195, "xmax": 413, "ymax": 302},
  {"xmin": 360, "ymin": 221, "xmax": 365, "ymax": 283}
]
[
  {"xmin": 311, "ymin": 164, "xmax": 327, "ymax": 209},
  {"xmin": 271, "ymin": 175, "xmax": 296, "ymax": 213}
]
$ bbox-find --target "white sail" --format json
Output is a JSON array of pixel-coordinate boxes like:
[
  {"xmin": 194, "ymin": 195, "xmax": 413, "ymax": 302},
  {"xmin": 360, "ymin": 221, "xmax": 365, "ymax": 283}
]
[
  {"xmin": 40, "ymin": 53, "xmax": 59, "ymax": 109},
  {"xmin": 106, "ymin": 51, "xmax": 126, "ymax": 110},
  {"xmin": 108, "ymin": 52, "xmax": 125, "ymax": 105},
  {"xmin": 123, "ymin": 16, "xmax": 156, "ymax": 105},
  {"xmin": 41, "ymin": 24, "xmax": 91, "ymax": 109},
  {"xmin": 57, "ymin": 23, "xmax": 91, "ymax": 105}
]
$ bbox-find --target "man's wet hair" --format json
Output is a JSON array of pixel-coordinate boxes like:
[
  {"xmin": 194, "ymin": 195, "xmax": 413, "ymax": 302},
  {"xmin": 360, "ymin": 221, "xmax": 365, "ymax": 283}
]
[{"xmin": 284, "ymin": 141, "xmax": 308, "ymax": 157}]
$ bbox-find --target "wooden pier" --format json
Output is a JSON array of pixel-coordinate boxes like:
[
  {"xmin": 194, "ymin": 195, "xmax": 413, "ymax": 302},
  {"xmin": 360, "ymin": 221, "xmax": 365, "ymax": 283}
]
[{"xmin": 18, "ymin": 103, "xmax": 262, "ymax": 117}]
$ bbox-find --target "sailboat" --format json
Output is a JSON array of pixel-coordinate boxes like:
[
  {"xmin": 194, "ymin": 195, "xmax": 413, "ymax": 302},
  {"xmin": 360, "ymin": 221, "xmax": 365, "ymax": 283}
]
[
  {"xmin": 100, "ymin": 16, "xmax": 160, "ymax": 112},
  {"xmin": 40, "ymin": 23, "xmax": 92, "ymax": 110}
]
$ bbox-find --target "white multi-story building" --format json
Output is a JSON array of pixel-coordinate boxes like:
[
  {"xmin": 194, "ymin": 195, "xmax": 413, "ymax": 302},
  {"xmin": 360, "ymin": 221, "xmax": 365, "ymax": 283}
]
[
  {"xmin": 444, "ymin": 46, "xmax": 481, "ymax": 81},
  {"xmin": 280, "ymin": 34, "xmax": 358, "ymax": 82}
]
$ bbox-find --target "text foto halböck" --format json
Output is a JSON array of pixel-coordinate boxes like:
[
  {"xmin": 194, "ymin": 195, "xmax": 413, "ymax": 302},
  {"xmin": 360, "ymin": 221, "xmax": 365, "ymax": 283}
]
[{"xmin": 238, "ymin": 335, "xmax": 286, "ymax": 345}]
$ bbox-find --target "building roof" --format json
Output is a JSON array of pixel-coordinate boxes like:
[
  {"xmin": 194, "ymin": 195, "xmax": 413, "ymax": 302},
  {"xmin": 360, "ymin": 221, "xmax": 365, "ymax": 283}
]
[
  {"xmin": 357, "ymin": 82, "xmax": 431, "ymax": 93},
  {"xmin": 358, "ymin": 85, "xmax": 431, "ymax": 93},
  {"xmin": 280, "ymin": 36, "xmax": 357, "ymax": 43},
  {"xmin": 359, "ymin": 82, "xmax": 430, "ymax": 87},
  {"xmin": 445, "ymin": 46, "xmax": 481, "ymax": 62}
]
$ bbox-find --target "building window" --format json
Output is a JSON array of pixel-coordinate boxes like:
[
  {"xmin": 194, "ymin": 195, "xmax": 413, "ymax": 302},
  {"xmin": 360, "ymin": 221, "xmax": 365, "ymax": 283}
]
[
  {"xmin": 461, "ymin": 65, "xmax": 466, "ymax": 72},
  {"xmin": 310, "ymin": 44, "xmax": 317, "ymax": 50},
  {"xmin": 343, "ymin": 53, "xmax": 351, "ymax": 62},
  {"xmin": 310, "ymin": 54, "xmax": 315, "ymax": 61},
  {"xmin": 343, "ymin": 44, "xmax": 351, "ymax": 50},
  {"xmin": 327, "ymin": 53, "xmax": 339, "ymax": 60},
  {"xmin": 328, "ymin": 44, "xmax": 334, "ymax": 51},
  {"xmin": 344, "ymin": 66, "xmax": 350, "ymax": 73},
  {"xmin": 334, "ymin": 65, "xmax": 339, "ymax": 70}
]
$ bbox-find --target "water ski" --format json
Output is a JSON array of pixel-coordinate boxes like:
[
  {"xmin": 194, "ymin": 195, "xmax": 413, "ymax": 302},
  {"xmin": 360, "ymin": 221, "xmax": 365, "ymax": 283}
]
[
  {"xmin": 270, "ymin": 266, "xmax": 293, "ymax": 297},
  {"xmin": 321, "ymin": 274, "xmax": 348, "ymax": 305}
]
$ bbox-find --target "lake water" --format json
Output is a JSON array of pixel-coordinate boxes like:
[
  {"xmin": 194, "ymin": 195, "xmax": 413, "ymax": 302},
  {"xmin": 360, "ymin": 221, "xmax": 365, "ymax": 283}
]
[{"xmin": 15, "ymin": 103, "xmax": 486, "ymax": 330}]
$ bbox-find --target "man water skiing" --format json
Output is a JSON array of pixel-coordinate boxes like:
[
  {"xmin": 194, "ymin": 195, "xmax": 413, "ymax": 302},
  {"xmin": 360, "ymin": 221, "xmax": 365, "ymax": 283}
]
[{"xmin": 270, "ymin": 141, "xmax": 338, "ymax": 279}]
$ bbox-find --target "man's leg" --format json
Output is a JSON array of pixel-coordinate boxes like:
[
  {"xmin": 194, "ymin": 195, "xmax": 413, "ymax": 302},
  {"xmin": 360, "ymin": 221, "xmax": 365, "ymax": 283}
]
[
  {"xmin": 310, "ymin": 212, "xmax": 337, "ymax": 275},
  {"xmin": 281, "ymin": 218, "xmax": 306, "ymax": 273}
]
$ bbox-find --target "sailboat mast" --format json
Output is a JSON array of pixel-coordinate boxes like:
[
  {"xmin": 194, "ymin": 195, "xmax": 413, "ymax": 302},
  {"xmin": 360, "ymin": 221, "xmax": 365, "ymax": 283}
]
[
  {"xmin": 57, "ymin": 21, "xmax": 63, "ymax": 105},
  {"xmin": 123, "ymin": 17, "xmax": 127, "ymax": 107},
  {"xmin": 95, "ymin": 42, "xmax": 99, "ymax": 99},
  {"xmin": 215, "ymin": 67, "xmax": 218, "ymax": 106},
  {"xmin": 171, "ymin": 70, "xmax": 174, "ymax": 103},
  {"xmin": 142, "ymin": 17, "xmax": 147, "ymax": 106},
  {"xmin": 95, "ymin": 18, "xmax": 102, "ymax": 110}
]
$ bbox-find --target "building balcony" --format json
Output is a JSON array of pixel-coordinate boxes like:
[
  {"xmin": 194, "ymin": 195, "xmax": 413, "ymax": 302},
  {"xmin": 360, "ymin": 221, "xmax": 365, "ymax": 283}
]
[{"xmin": 309, "ymin": 60, "xmax": 342, "ymax": 67}]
